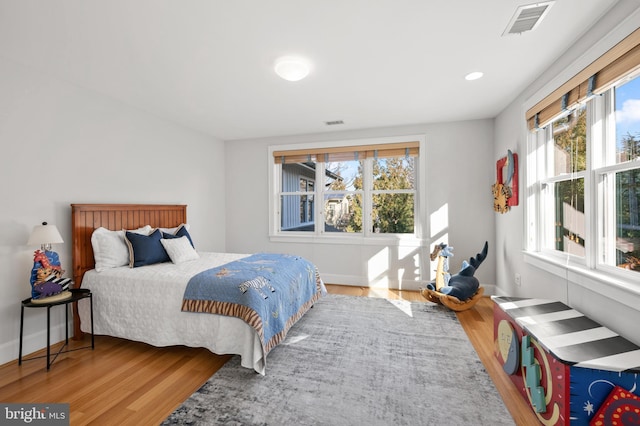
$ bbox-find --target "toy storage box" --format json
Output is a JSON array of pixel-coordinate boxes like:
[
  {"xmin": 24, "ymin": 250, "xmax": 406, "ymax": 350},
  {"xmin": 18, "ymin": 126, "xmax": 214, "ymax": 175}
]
[{"xmin": 492, "ymin": 296, "xmax": 640, "ymax": 425}]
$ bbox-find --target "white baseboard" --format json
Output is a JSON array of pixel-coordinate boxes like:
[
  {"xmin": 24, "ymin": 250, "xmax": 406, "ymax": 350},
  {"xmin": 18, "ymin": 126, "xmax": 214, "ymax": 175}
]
[
  {"xmin": 322, "ymin": 275, "xmax": 499, "ymax": 297},
  {"xmin": 320, "ymin": 273, "xmax": 366, "ymax": 287},
  {"xmin": 0, "ymin": 321, "xmax": 71, "ymax": 367},
  {"xmin": 484, "ymin": 284, "xmax": 509, "ymax": 296},
  {"xmin": 321, "ymin": 273, "xmax": 430, "ymax": 292},
  {"xmin": 481, "ymin": 284, "xmax": 499, "ymax": 297}
]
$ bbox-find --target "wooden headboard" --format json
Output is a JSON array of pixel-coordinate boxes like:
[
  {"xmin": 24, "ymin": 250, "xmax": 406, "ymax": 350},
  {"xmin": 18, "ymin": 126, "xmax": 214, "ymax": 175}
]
[{"xmin": 71, "ymin": 203, "xmax": 187, "ymax": 337}]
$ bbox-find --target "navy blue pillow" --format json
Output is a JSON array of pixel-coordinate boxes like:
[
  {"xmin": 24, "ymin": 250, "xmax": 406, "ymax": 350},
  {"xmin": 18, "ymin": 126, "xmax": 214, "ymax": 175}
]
[
  {"xmin": 162, "ymin": 224, "xmax": 195, "ymax": 248},
  {"xmin": 125, "ymin": 229, "xmax": 170, "ymax": 267}
]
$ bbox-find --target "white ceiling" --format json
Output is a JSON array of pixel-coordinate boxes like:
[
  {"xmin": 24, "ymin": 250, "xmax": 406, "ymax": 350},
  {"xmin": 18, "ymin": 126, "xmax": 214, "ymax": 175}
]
[{"xmin": 0, "ymin": 0, "xmax": 620, "ymax": 141}]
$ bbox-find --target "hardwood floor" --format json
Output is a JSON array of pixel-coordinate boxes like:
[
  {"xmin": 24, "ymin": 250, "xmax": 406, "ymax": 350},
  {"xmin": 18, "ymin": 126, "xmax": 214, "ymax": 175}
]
[{"xmin": 0, "ymin": 285, "xmax": 540, "ymax": 425}]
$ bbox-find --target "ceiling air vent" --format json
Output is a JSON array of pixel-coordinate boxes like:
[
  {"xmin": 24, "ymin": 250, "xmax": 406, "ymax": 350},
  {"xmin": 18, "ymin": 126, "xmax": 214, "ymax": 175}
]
[{"xmin": 503, "ymin": 1, "xmax": 554, "ymax": 36}]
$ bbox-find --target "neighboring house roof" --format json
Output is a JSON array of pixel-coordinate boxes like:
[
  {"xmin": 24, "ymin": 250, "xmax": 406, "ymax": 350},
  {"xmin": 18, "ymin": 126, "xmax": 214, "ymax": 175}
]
[{"xmin": 301, "ymin": 162, "xmax": 342, "ymax": 181}]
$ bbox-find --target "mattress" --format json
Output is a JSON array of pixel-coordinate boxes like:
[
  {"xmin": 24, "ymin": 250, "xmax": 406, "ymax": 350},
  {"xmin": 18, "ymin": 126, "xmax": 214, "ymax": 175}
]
[{"xmin": 77, "ymin": 252, "xmax": 268, "ymax": 374}]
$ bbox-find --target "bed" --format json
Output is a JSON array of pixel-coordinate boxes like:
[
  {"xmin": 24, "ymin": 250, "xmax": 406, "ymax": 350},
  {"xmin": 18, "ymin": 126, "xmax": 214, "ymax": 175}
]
[{"xmin": 71, "ymin": 203, "xmax": 325, "ymax": 374}]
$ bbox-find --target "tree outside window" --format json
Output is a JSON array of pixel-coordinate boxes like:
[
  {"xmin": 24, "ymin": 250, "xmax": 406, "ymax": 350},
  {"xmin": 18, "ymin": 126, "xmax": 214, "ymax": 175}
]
[
  {"xmin": 274, "ymin": 141, "xmax": 419, "ymax": 237},
  {"xmin": 551, "ymin": 107, "xmax": 586, "ymax": 256}
]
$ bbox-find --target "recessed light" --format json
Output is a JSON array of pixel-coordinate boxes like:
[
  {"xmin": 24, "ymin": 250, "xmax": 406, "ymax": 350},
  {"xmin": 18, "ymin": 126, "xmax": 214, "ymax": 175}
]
[
  {"xmin": 465, "ymin": 71, "xmax": 484, "ymax": 81},
  {"xmin": 274, "ymin": 56, "xmax": 311, "ymax": 82}
]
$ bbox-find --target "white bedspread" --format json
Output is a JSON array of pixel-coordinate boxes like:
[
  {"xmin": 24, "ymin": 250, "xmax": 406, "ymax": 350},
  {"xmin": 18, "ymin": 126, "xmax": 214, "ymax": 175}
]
[{"xmin": 77, "ymin": 252, "xmax": 268, "ymax": 374}]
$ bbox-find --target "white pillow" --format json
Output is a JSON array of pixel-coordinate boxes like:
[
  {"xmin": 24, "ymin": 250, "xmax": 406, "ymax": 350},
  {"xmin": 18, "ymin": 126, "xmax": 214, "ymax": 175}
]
[
  {"xmin": 159, "ymin": 223, "xmax": 190, "ymax": 235},
  {"xmin": 91, "ymin": 225, "xmax": 152, "ymax": 272},
  {"xmin": 160, "ymin": 236, "xmax": 199, "ymax": 264}
]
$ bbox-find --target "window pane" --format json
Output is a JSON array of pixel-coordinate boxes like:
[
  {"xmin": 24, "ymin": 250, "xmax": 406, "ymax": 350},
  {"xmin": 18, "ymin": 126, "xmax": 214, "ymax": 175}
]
[
  {"xmin": 280, "ymin": 194, "xmax": 314, "ymax": 232},
  {"xmin": 552, "ymin": 107, "xmax": 586, "ymax": 176},
  {"xmin": 281, "ymin": 163, "xmax": 315, "ymax": 192},
  {"xmin": 372, "ymin": 193, "xmax": 415, "ymax": 234},
  {"xmin": 554, "ymin": 179, "xmax": 585, "ymax": 256},
  {"xmin": 281, "ymin": 163, "xmax": 315, "ymax": 232},
  {"xmin": 299, "ymin": 195, "xmax": 314, "ymax": 222},
  {"xmin": 369, "ymin": 155, "xmax": 415, "ymax": 234},
  {"xmin": 323, "ymin": 193, "xmax": 362, "ymax": 233},
  {"xmin": 373, "ymin": 156, "xmax": 415, "ymax": 190},
  {"xmin": 614, "ymin": 75, "xmax": 640, "ymax": 163},
  {"xmin": 615, "ymin": 169, "xmax": 640, "ymax": 272},
  {"xmin": 324, "ymin": 160, "xmax": 362, "ymax": 190}
]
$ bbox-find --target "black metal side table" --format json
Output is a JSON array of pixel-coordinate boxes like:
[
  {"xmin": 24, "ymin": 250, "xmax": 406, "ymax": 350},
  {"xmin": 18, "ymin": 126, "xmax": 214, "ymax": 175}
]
[{"xmin": 19, "ymin": 288, "xmax": 94, "ymax": 370}]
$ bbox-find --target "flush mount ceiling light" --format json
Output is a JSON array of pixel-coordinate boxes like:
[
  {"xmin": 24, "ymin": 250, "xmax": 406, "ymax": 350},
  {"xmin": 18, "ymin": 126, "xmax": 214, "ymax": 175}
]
[
  {"xmin": 274, "ymin": 56, "xmax": 311, "ymax": 82},
  {"xmin": 465, "ymin": 71, "xmax": 484, "ymax": 81}
]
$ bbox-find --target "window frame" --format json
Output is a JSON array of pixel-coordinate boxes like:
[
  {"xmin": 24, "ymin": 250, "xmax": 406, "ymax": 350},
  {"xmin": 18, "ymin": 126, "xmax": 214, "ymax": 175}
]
[
  {"xmin": 268, "ymin": 135, "xmax": 427, "ymax": 246},
  {"xmin": 525, "ymin": 74, "xmax": 640, "ymax": 287}
]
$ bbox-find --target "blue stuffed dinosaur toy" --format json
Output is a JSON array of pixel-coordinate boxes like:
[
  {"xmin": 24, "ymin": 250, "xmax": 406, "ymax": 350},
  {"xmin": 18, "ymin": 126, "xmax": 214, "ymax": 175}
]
[{"xmin": 427, "ymin": 241, "xmax": 489, "ymax": 301}]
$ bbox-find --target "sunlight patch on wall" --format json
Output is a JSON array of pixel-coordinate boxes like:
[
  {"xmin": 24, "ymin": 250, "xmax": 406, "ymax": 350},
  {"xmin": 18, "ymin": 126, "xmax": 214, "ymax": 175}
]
[
  {"xmin": 430, "ymin": 203, "xmax": 449, "ymax": 238},
  {"xmin": 368, "ymin": 247, "xmax": 389, "ymax": 288},
  {"xmin": 398, "ymin": 245, "xmax": 416, "ymax": 261},
  {"xmin": 430, "ymin": 203, "xmax": 450, "ymax": 282}
]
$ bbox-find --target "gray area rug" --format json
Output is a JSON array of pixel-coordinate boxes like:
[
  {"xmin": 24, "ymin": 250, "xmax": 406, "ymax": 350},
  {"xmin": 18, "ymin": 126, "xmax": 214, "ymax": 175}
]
[{"xmin": 162, "ymin": 294, "xmax": 514, "ymax": 425}]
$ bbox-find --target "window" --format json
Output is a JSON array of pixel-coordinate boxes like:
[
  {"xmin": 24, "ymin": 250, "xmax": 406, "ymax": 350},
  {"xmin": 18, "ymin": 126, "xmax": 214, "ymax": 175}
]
[
  {"xmin": 527, "ymin": 73, "xmax": 640, "ymax": 277},
  {"xmin": 270, "ymin": 137, "xmax": 422, "ymax": 240},
  {"xmin": 322, "ymin": 157, "xmax": 363, "ymax": 234},
  {"xmin": 526, "ymin": 27, "xmax": 640, "ymax": 282},
  {"xmin": 280, "ymin": 164, "xmax": 316, "ymax": 231},
  {"xmin": 541, "ymin": 106, "xmax": 587, "ymax": 257},
  {"xmin": 598, "ymin": 76, "xmax": 640, "ymax": 272},
  {"xmin": 371, "ymin": 155, "xmax": 415, "ymax": 233}
]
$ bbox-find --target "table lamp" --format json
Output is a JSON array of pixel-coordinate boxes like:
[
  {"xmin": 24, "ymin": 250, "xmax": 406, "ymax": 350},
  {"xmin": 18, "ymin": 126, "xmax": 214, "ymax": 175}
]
[{"xmin": 27, "ymin": 222, "xmax": 72, "ymax": 303}]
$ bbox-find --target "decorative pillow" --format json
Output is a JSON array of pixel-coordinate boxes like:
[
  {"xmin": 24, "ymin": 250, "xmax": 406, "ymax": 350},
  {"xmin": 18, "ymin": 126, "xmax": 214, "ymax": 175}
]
[
  {"xmin": 159, "ymin": 223, "xmax": 190, "ymax": 235},
  {"xmin": 160, "ymin": 236, "xmax": 199, "ymax": 264},
  {"xmin": 590, "ymin": 386, "xmax": 640, "ymax": 426},
  {"xmin": 161, "ymin": 224, "xmax": 195, "ymax": 248},
  {"xmin": 91, "ymin": 225, "xmax": 152, "ymax": 272},
  {"xmin": 124, "ymin": 228, "xmax": 170, "ymax": 268}
]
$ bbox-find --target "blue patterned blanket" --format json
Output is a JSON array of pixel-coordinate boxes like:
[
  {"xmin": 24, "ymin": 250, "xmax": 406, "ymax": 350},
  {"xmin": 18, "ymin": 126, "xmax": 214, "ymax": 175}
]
[{"xmin": 181, "ymin": 253, "xmax": 325, "ymax": 355}]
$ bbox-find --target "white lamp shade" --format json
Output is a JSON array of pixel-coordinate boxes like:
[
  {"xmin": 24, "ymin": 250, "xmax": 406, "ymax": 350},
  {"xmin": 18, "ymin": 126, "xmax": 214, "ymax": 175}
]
[{"xmin": 28, "ymin": 222, "xmax": 64, "ymax": 246}]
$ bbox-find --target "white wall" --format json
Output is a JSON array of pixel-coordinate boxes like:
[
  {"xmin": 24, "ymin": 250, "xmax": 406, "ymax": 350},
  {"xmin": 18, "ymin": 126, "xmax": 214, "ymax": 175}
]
[
  {"xmin": 225, "ymin": 120, "xmax": 496, "ymax": 293},
  {"xmin": 0, "ymin": 57, "xmax": 226, "ymax": 366},
  {"xmin": 493, "ymin": 1, "xmax": 640, "ymax": 343}
]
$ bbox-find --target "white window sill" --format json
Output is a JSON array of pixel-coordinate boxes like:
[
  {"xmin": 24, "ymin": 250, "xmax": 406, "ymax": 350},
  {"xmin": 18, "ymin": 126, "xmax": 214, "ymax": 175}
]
[{"xmin": 523, "ymin": 251, "xmax": 640, "ymax": 310}]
